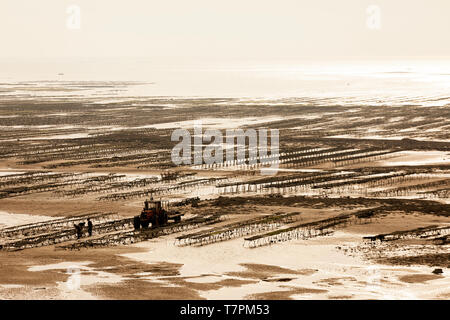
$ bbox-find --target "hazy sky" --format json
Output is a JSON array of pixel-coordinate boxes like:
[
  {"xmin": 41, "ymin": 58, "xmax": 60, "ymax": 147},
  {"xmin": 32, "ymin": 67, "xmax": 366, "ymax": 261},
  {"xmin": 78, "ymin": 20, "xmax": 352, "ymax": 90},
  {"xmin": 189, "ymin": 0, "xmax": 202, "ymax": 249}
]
[{"xmin": 1, "ymin": 0, "xmax": 449, "ymax": 61}]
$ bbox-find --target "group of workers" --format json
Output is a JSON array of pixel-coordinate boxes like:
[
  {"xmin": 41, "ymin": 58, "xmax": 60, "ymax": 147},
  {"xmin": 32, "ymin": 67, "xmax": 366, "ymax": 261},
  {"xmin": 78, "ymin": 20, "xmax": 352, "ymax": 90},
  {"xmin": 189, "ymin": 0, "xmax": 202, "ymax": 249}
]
[{"xmin": 74, "ymin": 218, "xmax": 93, "ymax": 239}]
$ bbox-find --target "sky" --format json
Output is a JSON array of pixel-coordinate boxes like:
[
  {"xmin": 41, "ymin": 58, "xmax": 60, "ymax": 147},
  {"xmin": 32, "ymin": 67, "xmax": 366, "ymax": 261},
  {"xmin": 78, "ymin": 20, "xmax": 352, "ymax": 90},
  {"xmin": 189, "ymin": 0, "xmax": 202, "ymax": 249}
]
[{"xmin": 1, "ymin": 0, "xmax": 449, "ymax": 61}]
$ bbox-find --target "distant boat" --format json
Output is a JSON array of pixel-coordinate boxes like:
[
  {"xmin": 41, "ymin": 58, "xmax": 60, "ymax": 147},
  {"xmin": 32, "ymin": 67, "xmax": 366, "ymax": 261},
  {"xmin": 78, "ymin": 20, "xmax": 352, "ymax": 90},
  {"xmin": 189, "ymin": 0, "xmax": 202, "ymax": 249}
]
[{"xmin": 58, "ymin": 73, "xmax": 64, "ymax": 76}]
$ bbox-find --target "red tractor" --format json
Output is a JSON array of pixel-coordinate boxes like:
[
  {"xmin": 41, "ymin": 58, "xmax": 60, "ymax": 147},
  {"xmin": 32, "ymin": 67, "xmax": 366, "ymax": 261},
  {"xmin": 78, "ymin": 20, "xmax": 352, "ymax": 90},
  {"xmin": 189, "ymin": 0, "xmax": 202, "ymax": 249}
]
[{"xmin": 133, "ymin": 198, "xmax": 182, "ymax": 230}]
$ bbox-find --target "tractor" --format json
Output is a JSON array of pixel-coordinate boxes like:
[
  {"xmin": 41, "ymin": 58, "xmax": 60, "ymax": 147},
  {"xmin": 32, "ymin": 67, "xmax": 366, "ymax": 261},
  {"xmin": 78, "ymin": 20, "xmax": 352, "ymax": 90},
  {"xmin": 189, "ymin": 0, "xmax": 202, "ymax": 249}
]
[{"xmin": 133, "ymin": 198, "xmax": 183, "ymax": 230}]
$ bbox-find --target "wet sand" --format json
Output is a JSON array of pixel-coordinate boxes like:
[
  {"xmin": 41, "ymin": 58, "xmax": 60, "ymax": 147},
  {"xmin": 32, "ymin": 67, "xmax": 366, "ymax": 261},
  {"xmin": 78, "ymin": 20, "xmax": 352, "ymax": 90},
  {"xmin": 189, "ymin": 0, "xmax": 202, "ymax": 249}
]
[
  {"xmin": 1, "ymin": 216, "xmax": 448, "ymax": 300},
  {"xmin": 0, "ymin": 94, "xmax": 449, "ymax": 300}
]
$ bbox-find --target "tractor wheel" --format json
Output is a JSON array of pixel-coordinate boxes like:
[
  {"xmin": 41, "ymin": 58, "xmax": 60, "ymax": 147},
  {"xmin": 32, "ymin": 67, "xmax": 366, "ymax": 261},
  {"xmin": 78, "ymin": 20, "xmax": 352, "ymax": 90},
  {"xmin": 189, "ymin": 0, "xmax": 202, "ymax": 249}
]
[
  {"xmin": 174, "ymin": 216, "xmax": 181, "ymax": 223},
  {"xmin": 140, "ymin": 220, "xmax": 150, "ymax": 229},
  {"xmin": 161, "ymin": 213, "xmax": 168, "ymax": 225},
  {"xmin": 133, "ymin": 216, "xmax": 141, "ymax": 230},
  {"xmin": 150, "ymin": 216, "xmax": 158, "ymax": 228}
]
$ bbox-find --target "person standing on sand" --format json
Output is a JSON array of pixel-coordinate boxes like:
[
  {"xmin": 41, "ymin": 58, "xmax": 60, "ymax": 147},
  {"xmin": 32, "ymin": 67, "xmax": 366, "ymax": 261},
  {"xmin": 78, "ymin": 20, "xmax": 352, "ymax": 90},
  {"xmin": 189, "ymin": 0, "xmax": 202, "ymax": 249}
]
[
  {"xmin": 87, "ymin": 218, "xmax": 93, "ymax": 237},
  {"xmin": 74, "ymin": 223, "xmax": 82, "ymax": 239}
]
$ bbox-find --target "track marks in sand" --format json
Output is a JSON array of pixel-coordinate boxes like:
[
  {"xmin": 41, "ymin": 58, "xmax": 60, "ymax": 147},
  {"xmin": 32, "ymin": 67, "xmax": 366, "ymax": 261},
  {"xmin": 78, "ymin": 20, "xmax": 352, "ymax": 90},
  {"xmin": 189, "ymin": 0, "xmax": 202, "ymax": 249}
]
[
  {"xmin": 88, "ymin": 279, "xmax": 204, "ymax": 300},
  {"xmin": 314, "ymin": 276, "xmax": 358, "ymax": 287},
  {"xmin": 398, "ymin": 274, "xmax": 444, "ymax": 284},
  {"xmin": 225, "ymin": 263, "xmax": 317, "ymax": 280},
  {"xmin": 245, "ymin": 286, "xmax": 327, "ymax": 300}
]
